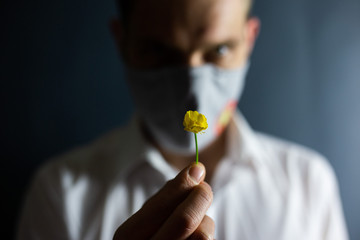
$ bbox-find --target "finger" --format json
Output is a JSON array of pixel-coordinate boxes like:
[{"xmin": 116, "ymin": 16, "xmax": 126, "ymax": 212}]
[
  {"xmin": 113, "ymin": 162, "xmax": 206, "ymax": 240},
  {"xmin": 151, "ymin": 182, "xmax": 213, "ymax": 240},
  {"xmin": 188, "ymin": 215, "xmax": 215, "ymax": 240}
]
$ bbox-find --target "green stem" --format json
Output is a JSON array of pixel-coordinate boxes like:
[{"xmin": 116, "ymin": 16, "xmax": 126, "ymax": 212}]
[{"xmin": 194, "ymin": 133, "xmax": 198, "ymax": 164}]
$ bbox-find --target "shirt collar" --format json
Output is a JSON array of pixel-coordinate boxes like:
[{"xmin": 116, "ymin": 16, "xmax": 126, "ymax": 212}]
[
  {"xmin": 226, "ymin": 111, "xmax": 263, "ymax": 167},
  {"xmin": 120, "ymin": 111, "xmax": 263, "ymax": 182},
  {"xmin": 117, "ymin": 114, "xmax": 179, "ymax": 182}
]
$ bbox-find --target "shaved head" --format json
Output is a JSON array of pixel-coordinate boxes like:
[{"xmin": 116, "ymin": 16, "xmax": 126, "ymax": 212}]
[{"xmin": 116, "ymin": 0, "xmax": 254, "ymax": 26}]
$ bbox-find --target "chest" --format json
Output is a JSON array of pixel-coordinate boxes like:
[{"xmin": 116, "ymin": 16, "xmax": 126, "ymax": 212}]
[{"xmin": 206, "ymin": 171, "xmax": 323, "ymax": 240}]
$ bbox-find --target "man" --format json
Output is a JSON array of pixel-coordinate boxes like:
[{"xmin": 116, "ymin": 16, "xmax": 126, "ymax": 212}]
[{"xmin": 17, "ymin": 0, "xmax": 348, "ymax": 239}]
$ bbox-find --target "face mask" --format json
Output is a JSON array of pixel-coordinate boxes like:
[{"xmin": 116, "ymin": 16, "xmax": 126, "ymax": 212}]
[{"xmin": 126, "ymin": 63, "xmax": 249, "ymax": 155}]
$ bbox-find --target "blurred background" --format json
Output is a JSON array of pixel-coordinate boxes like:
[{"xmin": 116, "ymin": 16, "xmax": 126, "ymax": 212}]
[{"xmin": 1, "ymin": 0, "xmax": 359, "ymax": 239}]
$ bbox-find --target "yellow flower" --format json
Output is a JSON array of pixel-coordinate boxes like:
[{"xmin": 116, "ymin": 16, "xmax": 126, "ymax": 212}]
[{"xmin": 183, "ymin": 110, "xmax": 208, "ymax": 134}]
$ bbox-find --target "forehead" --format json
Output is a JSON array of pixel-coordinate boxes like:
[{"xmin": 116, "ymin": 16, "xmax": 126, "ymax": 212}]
[{"xmin": 128, "ymin": 0, "xmax": 250, "ymax": 48}]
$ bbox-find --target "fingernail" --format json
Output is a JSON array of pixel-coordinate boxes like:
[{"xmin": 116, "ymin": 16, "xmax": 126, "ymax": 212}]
[{"xmin": 189, "ymin": 164, "xmax": 205, "ymax": 184}]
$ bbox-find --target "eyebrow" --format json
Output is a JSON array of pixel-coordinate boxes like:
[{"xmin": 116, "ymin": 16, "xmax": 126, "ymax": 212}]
[
  {"xmin": 202, "ymin": 39, "xmax": 242, "ymax": 51},
  {"xmin": 138, "ymin": 36, "xmax": 242, "ymax": 53}
]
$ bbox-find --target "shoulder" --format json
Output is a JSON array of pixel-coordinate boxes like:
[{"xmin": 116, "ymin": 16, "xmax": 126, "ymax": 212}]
[
  {"xmin": 257, "ymin": 132, "xmax": 331, "ymax": 169},
  {"xmin": 17, "ymin": 122, "xmax": 142, "ymax": 239},
  {"xmin": 255, "ymin": 132, "xmax": 338, "ymax": 196},
  {"xmin": 32, "ymin": 120, "xmax": 141, "ymax": 193}
]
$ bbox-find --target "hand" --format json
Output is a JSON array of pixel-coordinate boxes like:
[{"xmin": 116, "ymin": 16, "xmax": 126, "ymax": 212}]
[{"xmin": 113, "ymin": 162, "xmax": 214, "ymax": 240}]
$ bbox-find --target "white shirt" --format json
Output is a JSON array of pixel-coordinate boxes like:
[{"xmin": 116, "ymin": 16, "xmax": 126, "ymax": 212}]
[{"xmin": 17, "ymin": 112, "xmax": 348, "ymax": 240}]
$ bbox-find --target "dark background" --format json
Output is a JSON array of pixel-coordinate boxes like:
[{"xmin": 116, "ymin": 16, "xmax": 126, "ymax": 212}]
[{"xmin": 1, "ymin": 0, "xmax": 359, "ymax": 239}]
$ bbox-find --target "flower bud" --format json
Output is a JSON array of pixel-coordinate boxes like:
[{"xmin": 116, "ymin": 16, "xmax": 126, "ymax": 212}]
[{"xmin": 183, "ymin": 110, "xmax": 208, "ymax": 134}]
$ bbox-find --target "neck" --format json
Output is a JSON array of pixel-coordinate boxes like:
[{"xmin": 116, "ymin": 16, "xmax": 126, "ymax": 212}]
[{"xmin": 140, "ymin": 121, "xmax": 229, "ymax": 183}]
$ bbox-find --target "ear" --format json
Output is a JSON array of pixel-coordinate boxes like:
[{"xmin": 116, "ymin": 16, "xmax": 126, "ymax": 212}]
[
  {"xmin": 245, "ymin": 16, "xmax": 261, "ymax": 56},
  {"xmin": 109, "ymin": 17, "xmax": 124, "ymax": 55}
]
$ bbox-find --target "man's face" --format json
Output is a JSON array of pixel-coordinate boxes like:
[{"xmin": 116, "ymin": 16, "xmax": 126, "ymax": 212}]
[{"xmin": 115, "ymin": 0, "xmax": 259, "ymax": 70}]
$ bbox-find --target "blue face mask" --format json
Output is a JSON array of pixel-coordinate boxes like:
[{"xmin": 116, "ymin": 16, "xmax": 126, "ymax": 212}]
[{"xmin": 126, "ymin": 63, "xmax": 249, "ymax": 155}]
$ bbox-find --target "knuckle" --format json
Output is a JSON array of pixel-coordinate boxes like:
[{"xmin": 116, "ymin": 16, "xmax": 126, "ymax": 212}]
[
  {"xmin": 167, "ymin": 176, "xmax": 192, "ymax": 193},
  {"xmin": 164, "ymin": 168, "xmax": 207, "ymax": 195},
  {"xmin": 175, "ymin": 211, "xmax": 200, "ymax": 236},
  {"xmin": 154, "ymin": 178, "xmax": 181, "ymax": 199},
  {"xmin": 162, "ymin": 179, "xmax": 177, "ymax": 196},
  {"xmin": 196, "ymin": 183, "xmax": 213, "ymax": 205},
  {"xmin": 179, "ymin": 173, "xmax": 196, "ymax": 190},
  {"xmin": 163, "ymin": 178, "xmax": 174, "ymax": 188}
]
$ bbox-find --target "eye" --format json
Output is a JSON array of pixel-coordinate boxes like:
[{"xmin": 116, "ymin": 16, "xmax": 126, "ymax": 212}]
[
  {"xmin": 215, "ymin": 44, "xmax": 229, "ymax": 57},
  {"xmin": 206, "ymin": 44, "xmax": 231, "ymax": 62}
]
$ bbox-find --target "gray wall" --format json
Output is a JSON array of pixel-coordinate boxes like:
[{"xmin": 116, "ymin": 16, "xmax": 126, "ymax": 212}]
[
  {"xmin": 241, "ymin": 1, "xmax": 360, "ymax": 239},
  {"xmin": 1, "ymin": 0, "xmax": 359, "ymax": 239}
]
